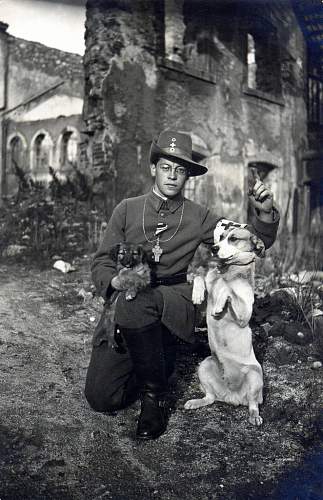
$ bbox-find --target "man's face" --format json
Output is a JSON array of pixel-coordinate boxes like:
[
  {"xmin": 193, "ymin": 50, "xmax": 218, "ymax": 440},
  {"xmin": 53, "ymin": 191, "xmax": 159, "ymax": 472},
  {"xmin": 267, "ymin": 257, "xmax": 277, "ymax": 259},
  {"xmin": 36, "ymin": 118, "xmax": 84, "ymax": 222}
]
[{"xmin": 150, "ymin": 158, "xmax": 188, "ymax": 198}]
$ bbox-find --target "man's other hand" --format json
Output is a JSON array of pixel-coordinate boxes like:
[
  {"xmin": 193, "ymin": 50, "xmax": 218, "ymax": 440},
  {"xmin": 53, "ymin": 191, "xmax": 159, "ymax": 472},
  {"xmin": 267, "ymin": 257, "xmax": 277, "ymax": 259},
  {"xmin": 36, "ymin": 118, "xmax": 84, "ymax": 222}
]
[{"xmin": 248, "ymin": 168, "xmax": 274, "ymax": 219}]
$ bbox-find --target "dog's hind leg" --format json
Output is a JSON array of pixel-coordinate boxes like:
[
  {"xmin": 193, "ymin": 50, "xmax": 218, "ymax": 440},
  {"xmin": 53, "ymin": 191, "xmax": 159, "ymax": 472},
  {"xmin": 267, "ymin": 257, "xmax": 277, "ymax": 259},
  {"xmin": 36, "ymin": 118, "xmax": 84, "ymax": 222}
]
[
  {"xmin": 184, "ymin": 392, "xmax": 215, "ymax": 410},
  {"xmin": 248, "ymin": 401, "xmax": 263, "ymax": 426},
  {"xmin": 247, "ymin": 368, "xmax": 263, "ymax": 426},
  {"xmin": 184, "ymin": 356, "xmax": 220, "ymax": 410}
]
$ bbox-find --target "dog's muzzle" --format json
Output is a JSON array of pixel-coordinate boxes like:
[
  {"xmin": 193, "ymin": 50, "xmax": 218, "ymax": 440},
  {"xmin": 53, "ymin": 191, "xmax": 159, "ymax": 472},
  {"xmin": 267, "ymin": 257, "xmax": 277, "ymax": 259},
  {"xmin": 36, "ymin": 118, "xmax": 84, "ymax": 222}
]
[{"xmin": 220, "ymin": 252, "xmax": 255, "ymax": 266}]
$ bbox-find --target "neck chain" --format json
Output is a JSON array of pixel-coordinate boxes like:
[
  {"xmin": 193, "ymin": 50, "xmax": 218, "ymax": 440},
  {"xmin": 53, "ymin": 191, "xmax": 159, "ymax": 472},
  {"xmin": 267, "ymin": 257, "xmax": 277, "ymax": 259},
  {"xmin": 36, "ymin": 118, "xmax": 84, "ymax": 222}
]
[{"xmin": 142, "ymin": 198, "xmax": 185, "ymax": 262}]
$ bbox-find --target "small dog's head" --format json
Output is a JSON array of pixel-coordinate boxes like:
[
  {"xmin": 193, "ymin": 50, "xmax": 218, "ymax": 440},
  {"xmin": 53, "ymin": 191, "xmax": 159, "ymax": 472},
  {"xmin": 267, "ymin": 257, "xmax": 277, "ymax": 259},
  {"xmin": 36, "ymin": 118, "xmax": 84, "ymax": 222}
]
[
  {"xmin": 211, "ymin": 227, "xmax": 265, "ymax": 265},
  {"xmin": 109, "ymin": 242, "xmax": 149, "ymax": 269}
]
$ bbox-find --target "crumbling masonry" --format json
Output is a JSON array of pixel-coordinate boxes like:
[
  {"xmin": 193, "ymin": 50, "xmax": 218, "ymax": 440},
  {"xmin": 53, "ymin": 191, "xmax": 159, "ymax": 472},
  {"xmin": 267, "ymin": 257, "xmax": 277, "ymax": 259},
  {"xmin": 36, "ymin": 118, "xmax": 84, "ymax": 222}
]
[{"xmin": 83, "ymin": 0, "xmax": 318, "ymax": 240}]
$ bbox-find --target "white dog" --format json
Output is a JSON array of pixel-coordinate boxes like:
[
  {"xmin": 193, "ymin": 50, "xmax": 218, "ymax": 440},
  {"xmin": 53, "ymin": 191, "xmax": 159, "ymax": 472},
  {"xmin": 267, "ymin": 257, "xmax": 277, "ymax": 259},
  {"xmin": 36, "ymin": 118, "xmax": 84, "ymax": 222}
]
[{"xmin": 185, "ymin": 223, "xmax": 265, "ymax": 426}]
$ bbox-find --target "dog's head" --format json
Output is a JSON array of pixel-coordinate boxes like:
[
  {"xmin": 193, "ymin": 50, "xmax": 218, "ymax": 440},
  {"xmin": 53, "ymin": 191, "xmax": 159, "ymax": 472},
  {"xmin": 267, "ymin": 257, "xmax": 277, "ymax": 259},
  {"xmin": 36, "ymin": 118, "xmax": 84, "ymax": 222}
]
[
  {"xmin": 109, "ymin": 242, "xmax": 149, "ymax": 269},
  {"xmin": 211, "ymin": 227, "xmax": 265, "ymax": 265}
]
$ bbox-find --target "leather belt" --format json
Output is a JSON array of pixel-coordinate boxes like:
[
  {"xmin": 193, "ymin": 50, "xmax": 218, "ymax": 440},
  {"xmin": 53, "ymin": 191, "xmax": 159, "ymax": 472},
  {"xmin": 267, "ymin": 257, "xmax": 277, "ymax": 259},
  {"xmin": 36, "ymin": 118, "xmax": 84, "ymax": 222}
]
[{"xmin": 151, "ymin": 272, "xmax": 187, "ymax": 288}]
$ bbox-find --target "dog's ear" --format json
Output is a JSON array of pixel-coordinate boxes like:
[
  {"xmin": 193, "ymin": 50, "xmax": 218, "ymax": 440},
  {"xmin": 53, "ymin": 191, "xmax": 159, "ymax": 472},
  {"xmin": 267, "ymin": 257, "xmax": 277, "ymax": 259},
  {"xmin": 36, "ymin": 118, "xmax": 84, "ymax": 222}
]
[
  {"xmin": 144, "ymin": 248, "xmax": 155, "ymax": 266},
  {"xmin": 136, "ymin": 244, "xmax": 146, "ymax": 263},
  {"xmin": 109, "ymin": 243, "xmax": 121, "ymax": 262},
  {"xmin": 250, "ymin": 234, "xmax": 266, "ymax": 258}
]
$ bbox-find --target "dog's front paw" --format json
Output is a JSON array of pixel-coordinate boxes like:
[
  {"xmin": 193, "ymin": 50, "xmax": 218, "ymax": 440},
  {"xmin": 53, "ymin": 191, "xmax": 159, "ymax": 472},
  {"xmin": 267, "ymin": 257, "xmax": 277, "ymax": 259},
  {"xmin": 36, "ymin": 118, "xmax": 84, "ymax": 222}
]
[
  {"xmin": 125, "ymin": 290, "xmax": 137, "ymax": 301},
  {"xmin": 192, "ymin": 276, "xmax": 206, "ymax": 305},
  {"xmin": 249, "ymin": 413, "xmax": 263, "ymax": 426}
]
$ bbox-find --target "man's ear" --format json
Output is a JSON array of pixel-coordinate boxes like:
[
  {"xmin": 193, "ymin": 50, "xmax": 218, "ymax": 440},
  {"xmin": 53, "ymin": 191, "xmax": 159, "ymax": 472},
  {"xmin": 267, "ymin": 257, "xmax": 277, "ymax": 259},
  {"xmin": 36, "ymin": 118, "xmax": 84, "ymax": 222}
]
[
  {"xmin": 150, "ymin": 163, "xmax": 156, "ymax": 177},
  {"xmin": 250, "ymin": 234, "xmax": 266, "ymax": 258}
]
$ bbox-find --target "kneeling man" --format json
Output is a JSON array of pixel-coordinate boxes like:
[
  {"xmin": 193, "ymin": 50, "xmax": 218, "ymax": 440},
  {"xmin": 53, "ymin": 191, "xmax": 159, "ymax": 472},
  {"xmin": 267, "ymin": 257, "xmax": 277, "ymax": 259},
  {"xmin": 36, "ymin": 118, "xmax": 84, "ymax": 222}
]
[{"xmin": 85, "ymin": 130, "xmax": 279, "ymax": 440}]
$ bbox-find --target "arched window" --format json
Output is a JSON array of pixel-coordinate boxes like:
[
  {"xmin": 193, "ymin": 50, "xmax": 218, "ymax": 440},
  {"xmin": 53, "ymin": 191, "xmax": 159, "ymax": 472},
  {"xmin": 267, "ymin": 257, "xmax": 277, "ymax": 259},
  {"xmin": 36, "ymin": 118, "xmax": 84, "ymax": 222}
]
[
  {"xmin": 6, "ymin": 133, "xmax": 27, "ymax": 196},
  {"xmin": 60, "ymin": 130, "xmax": 78, "ymax": 167},
  {"xmin": 163, "ymin": 0, "xmax": 218, "ymax": 82},
  {"xmin": 31, "ymin": 131, "xmax": 53, "ymax": 181},
  {"xmin": 8, "ymin": 135, "xmax": 25, "ymax": 172},
  {"xmin": 243, "ymin": 16, "xmax": 281, "ymax": 97}
]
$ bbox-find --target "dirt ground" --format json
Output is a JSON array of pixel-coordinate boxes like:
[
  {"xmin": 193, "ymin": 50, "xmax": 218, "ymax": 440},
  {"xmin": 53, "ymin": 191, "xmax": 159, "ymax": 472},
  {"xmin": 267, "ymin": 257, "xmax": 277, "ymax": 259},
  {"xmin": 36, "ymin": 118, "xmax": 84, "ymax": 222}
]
[{"xmin": 0, "ymin": 257, "xmax": 323, "ymax": 500}]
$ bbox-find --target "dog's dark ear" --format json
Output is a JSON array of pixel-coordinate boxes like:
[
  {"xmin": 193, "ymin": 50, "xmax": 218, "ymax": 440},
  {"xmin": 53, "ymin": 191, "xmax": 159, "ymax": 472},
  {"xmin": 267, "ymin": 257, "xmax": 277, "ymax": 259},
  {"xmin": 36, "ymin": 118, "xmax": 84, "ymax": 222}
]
[
  {"xmin": 144, "ymin": 248, "xmax": 155, "ymax": 266},
  {"xmin": 109, "ymin": 243, "xmax": 121, "ymax": 262},
  {"xmin": 250, "ymin": 234, "xmax": 266, "ymax": 258},
  {"xmin": 137, "ymin": 244, "xmax": 146, "ymax": 263}
]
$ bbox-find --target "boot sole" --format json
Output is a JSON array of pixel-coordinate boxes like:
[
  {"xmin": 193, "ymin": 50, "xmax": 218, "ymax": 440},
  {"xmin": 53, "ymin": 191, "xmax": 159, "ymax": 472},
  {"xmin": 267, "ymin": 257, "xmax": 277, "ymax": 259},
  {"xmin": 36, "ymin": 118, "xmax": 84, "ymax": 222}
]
[{"xmin": 136, "ymin": 427, "xmax": 167, "ymax": 440}]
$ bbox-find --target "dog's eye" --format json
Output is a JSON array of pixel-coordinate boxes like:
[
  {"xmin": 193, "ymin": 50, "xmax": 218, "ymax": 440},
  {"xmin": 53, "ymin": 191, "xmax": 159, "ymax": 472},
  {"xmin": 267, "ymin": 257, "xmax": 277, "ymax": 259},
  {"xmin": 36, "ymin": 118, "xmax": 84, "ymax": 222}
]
[{"xmin": 229, "ymin": 236, "xmax": 238, "ymax": 242}]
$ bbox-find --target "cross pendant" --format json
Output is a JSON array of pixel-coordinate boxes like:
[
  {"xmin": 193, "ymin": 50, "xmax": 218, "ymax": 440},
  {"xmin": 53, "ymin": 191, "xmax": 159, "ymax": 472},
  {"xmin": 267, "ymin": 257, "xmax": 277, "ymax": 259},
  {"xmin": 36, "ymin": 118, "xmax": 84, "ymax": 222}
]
[{"xmin": 152, "ymin": 238, "xmax": 163, "ymax": 263}]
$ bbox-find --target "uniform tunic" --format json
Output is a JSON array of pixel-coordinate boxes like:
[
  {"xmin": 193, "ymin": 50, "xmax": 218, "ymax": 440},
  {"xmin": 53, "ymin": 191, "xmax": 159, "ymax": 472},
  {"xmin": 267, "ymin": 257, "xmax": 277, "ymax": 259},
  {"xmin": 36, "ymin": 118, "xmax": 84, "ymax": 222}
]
[{"xmin": 92, "ymin": 188, "xmax": 279, "ymax": 343}]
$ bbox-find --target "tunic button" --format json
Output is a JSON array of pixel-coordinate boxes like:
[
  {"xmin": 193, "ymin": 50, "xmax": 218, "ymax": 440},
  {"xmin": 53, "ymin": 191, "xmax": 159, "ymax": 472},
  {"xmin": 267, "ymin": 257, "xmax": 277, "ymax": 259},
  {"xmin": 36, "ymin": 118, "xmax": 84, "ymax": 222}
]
[{"xmin": 160, "ymin": 213, "xmax": 164, "ymax": 217}]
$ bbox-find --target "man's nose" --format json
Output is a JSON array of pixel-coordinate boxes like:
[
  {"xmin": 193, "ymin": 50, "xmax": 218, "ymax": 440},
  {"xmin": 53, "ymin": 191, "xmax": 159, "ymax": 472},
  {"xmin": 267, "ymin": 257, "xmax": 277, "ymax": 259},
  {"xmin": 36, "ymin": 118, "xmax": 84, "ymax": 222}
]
[{"xmin": 167, "ymin": 167, "xmax": 178, "ymax": 179}]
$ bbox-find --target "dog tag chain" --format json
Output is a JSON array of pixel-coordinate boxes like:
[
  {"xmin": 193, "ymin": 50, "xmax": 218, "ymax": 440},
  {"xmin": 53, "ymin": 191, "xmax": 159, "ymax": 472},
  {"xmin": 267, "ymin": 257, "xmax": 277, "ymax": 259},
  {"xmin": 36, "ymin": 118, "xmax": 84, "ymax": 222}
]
[{"xmin": 142, "ymin": 198, "xmax": 185, "ymax": 262}]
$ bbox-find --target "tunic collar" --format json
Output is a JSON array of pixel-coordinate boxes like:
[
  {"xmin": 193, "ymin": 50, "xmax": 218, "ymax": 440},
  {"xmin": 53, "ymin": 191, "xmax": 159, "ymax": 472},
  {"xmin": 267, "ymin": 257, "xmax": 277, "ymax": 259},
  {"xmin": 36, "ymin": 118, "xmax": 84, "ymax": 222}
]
[{"xmin": 149, "ymin": 188, "xmax": 184, "ymax": 213}]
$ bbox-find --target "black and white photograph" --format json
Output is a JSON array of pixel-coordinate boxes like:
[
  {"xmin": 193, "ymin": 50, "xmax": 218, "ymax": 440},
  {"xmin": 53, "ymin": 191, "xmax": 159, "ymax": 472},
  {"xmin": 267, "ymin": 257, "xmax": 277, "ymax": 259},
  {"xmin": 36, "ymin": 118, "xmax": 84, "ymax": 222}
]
[{"xmin": 0, "ymin": 0, "xmax": 322, "ymax": 498}]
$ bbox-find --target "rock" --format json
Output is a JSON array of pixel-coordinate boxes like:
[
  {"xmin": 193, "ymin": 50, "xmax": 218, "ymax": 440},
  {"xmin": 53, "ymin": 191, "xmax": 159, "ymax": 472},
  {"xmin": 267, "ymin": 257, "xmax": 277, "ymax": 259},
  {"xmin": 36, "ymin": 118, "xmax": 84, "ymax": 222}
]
[
  {"xmin": 2, "ymin": 244, "xmax": 27, "ymax": 257},
  {"xmin": 53, "ymin": 260, "xmax": 76, "ymax": 273},
  {"xmin": 260, "ymin": 322, "xmax": 272, "ymax": 335},
  {"xmin": 283, "ymin": 322, "xmax": 312, "ymax": 345},
  {"xmin": 313, "ymin": 361, "xmax": 322, "ymax": 369},
  {"xmin": 77, "ymin": 288, "xmax": 93, "ymax": 303}
]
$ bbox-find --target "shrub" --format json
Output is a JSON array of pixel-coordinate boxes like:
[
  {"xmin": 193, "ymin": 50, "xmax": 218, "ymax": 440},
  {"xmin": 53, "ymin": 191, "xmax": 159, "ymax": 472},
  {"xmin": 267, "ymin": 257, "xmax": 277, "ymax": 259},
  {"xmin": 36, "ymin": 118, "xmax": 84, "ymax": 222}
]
[{"xmin": 0, "ymin": 164, "xmax": 106, "ymax": 260}]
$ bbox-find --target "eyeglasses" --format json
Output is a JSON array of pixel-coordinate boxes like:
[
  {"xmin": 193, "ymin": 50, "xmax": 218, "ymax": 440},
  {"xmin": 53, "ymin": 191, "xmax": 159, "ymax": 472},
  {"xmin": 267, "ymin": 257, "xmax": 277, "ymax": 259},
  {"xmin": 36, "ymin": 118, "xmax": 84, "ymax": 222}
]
[{"xmin": 158, "ymin": 163, "xmax": 188, "ymax": 177}]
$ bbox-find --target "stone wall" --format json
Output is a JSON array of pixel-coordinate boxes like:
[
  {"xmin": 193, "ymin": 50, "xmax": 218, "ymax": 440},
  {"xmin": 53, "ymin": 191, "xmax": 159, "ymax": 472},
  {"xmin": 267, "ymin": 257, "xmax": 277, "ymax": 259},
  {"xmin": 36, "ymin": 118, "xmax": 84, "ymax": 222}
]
[
  {"xmin": 83, "ymin": 0, "xmax": 308, "ymax": 233},
  {"xmin": 82, "ymin": 0, "xmax": 160, "ymax": 214},
  {"xmin": 7, "ymin": 36, "xmax": 84, "ymax": 109},
  {"xmin": 0, "ymin": 26, "xmax": 85, "ymax": 200}
]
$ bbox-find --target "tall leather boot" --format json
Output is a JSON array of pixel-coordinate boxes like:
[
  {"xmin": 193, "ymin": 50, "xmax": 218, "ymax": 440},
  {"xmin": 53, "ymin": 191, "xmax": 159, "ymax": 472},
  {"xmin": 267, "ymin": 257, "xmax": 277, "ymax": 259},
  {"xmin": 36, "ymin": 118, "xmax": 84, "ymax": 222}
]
[{"xmin": 120, "ymin": 321, "xmax": 168, "ymax": 440}]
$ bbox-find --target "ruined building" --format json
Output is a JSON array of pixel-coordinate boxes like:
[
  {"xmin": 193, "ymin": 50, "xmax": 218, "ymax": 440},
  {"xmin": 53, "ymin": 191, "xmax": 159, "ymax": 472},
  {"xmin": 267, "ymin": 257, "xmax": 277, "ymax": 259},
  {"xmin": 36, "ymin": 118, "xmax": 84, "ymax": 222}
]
[
  {"xmin": 0, "ymin": 22, "xmax": 84, "ymax": 198},
  {"xmin": 293, "ymin": 0, "xmax": 323, "ymax": 239},
  {"xmin": 82, "ymin": 0, "xmax": 322, "ymax": 243}
]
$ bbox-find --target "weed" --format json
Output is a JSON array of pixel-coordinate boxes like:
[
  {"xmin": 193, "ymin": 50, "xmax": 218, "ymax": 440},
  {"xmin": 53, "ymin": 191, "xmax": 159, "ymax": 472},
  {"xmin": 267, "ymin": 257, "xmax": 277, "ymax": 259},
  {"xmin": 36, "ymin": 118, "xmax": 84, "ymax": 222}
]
[{"xmin": 0, "ymin": 164, "xmax": 106, "ymax": 259}]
